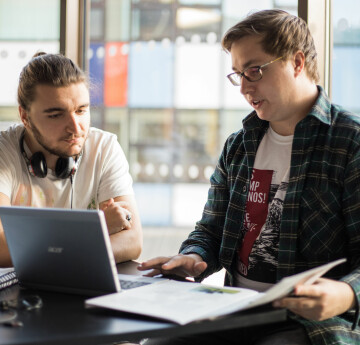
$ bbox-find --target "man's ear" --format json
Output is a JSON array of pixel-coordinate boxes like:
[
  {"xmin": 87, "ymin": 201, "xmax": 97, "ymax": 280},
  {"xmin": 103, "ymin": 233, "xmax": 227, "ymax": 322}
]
[
  {"xmin": 19, "ymin": 106, "xmax": 29, "ymax": 128},
  {"xmin": 293, "ymin": 51, "xmax": 305, "ymax": 77}
]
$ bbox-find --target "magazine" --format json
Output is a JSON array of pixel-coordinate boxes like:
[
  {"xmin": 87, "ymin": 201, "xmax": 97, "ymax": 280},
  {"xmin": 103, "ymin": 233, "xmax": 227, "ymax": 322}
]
[
  {"xmin": 85, "ymin": 258, "xmax": 346, "ymax": 325},
  {"xmin": 0, "ymin": 268, "xmax": 18, "ymax": 290}
]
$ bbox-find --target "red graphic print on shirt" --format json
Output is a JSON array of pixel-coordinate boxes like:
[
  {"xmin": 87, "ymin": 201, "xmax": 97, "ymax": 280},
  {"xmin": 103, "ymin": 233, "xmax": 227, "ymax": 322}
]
[{"xmin": 238, "ymin": 168, "xmax": 273, "ymax": 274}]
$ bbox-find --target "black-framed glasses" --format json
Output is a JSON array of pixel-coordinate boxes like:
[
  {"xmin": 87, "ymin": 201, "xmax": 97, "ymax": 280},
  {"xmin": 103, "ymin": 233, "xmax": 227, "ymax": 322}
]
[
  {"xmin": 227, "ymin": 56, "xmax": 283, "ymax": 86},
  {"xmin": 0, "ymin": 295, "xmax": 42, "ymax": 327}
]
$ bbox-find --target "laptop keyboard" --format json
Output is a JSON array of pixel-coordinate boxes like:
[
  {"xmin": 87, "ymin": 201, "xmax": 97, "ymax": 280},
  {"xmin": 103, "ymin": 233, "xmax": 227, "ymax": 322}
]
[{"xmin": 119, "ymin": 279, "xmax": 152, "ymax": 290}]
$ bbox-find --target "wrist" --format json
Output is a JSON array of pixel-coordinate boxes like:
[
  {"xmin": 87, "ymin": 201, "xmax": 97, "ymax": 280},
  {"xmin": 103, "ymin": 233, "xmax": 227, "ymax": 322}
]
[{"xmin": 342, "ymin": 282, "xmax": 357, "ymax": 311}]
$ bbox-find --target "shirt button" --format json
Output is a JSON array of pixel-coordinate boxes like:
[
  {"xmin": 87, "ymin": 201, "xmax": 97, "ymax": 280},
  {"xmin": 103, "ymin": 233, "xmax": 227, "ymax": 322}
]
[
  {"xmin": 224, "ymin": 249, "xmax": 232, "ymax": 258},
  {"xmin": 242, "ymin": 186, "xmax": 247, "ymax": 193}
]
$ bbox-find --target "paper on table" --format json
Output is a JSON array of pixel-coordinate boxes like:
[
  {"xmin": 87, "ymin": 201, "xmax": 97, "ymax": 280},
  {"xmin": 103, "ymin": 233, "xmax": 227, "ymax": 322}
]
[
  {"xmin": 87, "ymin": 280, "xmax": 259, "ymax": 324},
  {"xmin": 85, "ymin": 258, "xmax": 346, "ymax": 325}
]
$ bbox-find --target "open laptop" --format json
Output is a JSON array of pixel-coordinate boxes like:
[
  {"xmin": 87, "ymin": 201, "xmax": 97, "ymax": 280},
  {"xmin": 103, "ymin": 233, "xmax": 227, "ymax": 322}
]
[{"xmin": 0, "ymin": 206, "xmax": 164, "ymax": 296}]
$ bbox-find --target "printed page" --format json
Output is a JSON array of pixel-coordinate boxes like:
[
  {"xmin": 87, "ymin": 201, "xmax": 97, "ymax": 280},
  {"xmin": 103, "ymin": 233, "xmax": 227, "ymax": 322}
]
[
  {"xmin": 86, "ymin": 280, "xmax": 259, "ymax": 325},
  {"xmin": 86, "ymin": 258, "xmax": 346, "ymax": 324},
  {"xmin": 244, "ymin": 258, "xmax": 347, "ymax": 309}
]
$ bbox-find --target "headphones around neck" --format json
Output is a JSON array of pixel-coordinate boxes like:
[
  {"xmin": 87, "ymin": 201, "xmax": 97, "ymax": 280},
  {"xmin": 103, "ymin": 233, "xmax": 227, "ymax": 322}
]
[{"xmin": 20, "ymin": 130, "xmax": 80, "ymax": 179}]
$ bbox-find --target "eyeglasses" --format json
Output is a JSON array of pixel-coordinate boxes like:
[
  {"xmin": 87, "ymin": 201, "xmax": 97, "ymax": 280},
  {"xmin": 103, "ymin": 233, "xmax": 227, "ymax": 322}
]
[
  {"xmin": 227, "ymin": 56, "xmax": 283, "ymax": 86},
  {"xmin": 0, "ymin": 295, "xmax": 42, "ymax": 327}
]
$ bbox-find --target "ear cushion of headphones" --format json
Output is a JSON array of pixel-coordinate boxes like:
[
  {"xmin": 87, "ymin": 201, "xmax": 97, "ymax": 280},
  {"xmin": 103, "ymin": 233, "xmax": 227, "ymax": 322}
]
[
  {"xmin": 30, "ymin": 151, "xmax": 48, "ymax": 178},
  {"xmin": 55, "ymin": 157, "xmax": 76, "ymax": 179}
]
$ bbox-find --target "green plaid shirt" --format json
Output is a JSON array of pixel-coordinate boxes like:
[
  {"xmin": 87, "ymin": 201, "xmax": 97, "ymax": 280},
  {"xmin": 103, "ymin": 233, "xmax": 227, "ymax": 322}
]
[{"xmin": 180, "ymin": 87, "xmax": 360, "ymax": 344}]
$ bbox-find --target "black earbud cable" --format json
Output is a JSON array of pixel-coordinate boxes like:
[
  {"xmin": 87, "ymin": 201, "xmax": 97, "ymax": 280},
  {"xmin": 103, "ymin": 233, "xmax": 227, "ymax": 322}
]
[{"xmin": 70, "ymin": 175, "xmax": 73, "ymax": 209}]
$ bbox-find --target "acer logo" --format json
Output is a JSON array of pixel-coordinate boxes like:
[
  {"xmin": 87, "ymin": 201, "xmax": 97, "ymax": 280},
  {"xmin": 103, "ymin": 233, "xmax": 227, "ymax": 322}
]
[{"xmin": 48, "ymin": 247, "xmax": 63, "ymax": 254}]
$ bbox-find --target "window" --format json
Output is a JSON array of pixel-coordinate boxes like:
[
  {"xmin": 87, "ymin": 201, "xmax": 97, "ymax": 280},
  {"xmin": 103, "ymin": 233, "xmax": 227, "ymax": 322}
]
[
  {"xmin": 88, "ymin": 0, "xmax": 298, "ymax": 229},
  {"xmin": 332, "ymin": 0, "xmax": 360, "ymax": 113},
  {"xmin": 0, "ymin": 0, "xmax": 60, "ymax": 126}
]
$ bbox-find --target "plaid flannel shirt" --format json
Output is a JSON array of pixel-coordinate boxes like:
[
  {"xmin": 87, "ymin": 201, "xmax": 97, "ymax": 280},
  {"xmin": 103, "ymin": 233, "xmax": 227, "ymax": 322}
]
[{"xmin": 180, "ymin": 86, "xmax": 360, "ymax": 344}]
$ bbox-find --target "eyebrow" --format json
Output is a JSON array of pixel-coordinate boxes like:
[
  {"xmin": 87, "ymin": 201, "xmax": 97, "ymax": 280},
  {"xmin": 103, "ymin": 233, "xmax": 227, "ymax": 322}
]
[
  {"xmin": 42, "ymin": 104, "xmax": 90, "ymax": 113},
  {"xmin": 232, "ymin": 59, "xmax": 261, "ymax": 72}
]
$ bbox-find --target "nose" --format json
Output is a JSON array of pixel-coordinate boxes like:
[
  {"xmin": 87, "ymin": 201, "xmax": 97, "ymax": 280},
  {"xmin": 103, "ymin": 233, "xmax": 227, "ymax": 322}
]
[
  {"xmin": 239, "ymin": 77, "xmax": 253, "ymax": 96},
  {"xmin": 66, "ymin": 113, "xmax": 81, "ymax": 134}
]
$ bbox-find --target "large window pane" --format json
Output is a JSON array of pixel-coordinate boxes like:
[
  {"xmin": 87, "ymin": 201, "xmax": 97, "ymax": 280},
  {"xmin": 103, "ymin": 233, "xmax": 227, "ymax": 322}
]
[
  {"xmin": 90, "ymin": 7, "xmax": 105, "ymax": 41},
  {"xmin": 174, "ymin": 109, "xmax": 218, "ymax": 178},
  {"xmin": 0, "ymin": 0, "xmax": 60, "ymax": 127},
  {"xmin": 104, "ymin": 108, "xmax": 129, "ymax": 153},
  {"xmin": 89, "ymin": 43, "xmax": 105, "ymax": 106},
  {"xmin": 104, "ymin": 42, "xmax": 128, "ymax": 107},
  {"xmin": 176, "ymin": 7, "xmax": 221, "ymax": 42},
  {"xmin": 0, "ymin": 0, "xmax": 59, "ymax": 40},
  {"xmin": 105, "ymin": 0, "xmax": 131, "ymax": 41},
  {"xmin": 175, "ymin": 43, "xmax": 221, "ymax": 109},
  {"xmin": 128, "ymin": 41, "xmax": 174, "ymax": 108},
  {"xmin": 131, "ymin": 2, "xmax": 174, "ymax": 41},
  {"xmin": 130, "ymin": 109, "xmax": 173, "ymax": 145},
  {"xmin": 179, "ymin": 0, "xmax": 220, "ymax": 4},
  {"xmin": 0, "ymin": 42, "xmax": 59, "ymax": 107},
  {"xmin": 332, "ymin": 0, "xmax": 360, "ymax": 113}
]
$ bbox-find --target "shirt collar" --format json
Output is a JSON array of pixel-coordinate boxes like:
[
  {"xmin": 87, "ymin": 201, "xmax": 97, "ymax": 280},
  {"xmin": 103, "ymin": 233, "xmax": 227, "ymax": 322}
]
[
  {"xmin": 242, "ymin": 85, "xmax": 331, "ymax": 131},
  {"xmin": 306, "ymin": 85, "xmax": 331, "ymax": 125}
]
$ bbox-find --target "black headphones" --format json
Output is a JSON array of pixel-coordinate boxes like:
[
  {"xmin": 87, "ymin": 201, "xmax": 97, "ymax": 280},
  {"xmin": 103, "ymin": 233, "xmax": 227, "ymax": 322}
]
[{"xmin": 20, "ymin": 130, "xmax": 80, "ymax": 179}]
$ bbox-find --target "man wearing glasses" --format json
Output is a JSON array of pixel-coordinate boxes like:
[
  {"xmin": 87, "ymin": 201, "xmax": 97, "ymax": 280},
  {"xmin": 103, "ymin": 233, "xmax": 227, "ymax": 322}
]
[{"xmin": 139, "ymin": 9, "xmax": 360, "ymax": 345}]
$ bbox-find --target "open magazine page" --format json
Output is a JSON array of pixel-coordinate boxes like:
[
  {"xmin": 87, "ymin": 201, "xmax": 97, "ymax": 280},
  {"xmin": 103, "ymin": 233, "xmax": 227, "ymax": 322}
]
[
  {"xmin": 240, "ymin": 257, "xmax": 347, "ymax": 310},
  {"xmin": 86, "ymin": 258, "xmax": 346, "ymax": 325},
  {"xmin": 187, "ymin": 257, "xmax": 348, "ymax": 319},
  {"xmin": 86, "ymin": 280, "xmax": 259, "ymax": 325}
]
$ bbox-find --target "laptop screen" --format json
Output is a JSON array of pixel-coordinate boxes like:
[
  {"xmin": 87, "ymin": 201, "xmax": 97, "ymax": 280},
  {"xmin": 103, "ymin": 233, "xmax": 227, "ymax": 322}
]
[{"xmin": 0, "ymin": 206, "xmax": 120, "ymax": 296}]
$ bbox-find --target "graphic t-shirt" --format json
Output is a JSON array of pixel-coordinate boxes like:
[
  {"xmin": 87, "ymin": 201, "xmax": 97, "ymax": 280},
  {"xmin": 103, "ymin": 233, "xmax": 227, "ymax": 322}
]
[{"xmin": 235, "ymin": 126, "xmax": 293, "ymax": 292}]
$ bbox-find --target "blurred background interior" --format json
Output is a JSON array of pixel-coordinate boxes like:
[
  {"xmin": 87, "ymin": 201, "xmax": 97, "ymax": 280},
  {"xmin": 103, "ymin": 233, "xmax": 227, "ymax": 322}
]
[{"xmin": 0, "ymin": 0, "xmax": 359, "ymax": 283}]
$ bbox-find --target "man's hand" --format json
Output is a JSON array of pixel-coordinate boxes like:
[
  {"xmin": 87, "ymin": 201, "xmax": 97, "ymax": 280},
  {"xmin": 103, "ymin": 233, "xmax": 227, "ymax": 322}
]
[
  {"xmin": 138, "ymin": 254, "xmax": 207, "ymax": 278},
  {"xmin": 100, "ymin": 198, "xmax": 132, "ymax": 235},
  {"xmin": 273, "ymin": 278, "xmax": 356, "ymax": 321},
  {"xmin": 100, "ymin": 195, "xmax": 142, "ymax": 263}
]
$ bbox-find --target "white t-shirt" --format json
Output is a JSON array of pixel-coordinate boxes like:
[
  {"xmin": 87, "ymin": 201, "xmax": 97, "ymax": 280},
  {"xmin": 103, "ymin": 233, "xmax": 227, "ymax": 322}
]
[
  {"xmin": 0, "ymin": 124, "xmax": 133, "ymax": 209},
  {"xmin": 235, "ymin": 126, "xmax": 293, "ymax": 292}
]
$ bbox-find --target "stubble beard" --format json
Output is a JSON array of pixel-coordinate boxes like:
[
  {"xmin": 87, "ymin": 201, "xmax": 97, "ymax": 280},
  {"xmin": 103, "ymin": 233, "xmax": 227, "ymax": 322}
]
[{"xmin": 27, "ymin": 117, "xmax": 87, "ymax": 158}]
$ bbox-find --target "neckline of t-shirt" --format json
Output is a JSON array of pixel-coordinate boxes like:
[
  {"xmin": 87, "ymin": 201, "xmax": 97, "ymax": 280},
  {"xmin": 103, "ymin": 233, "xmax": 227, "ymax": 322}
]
[{"xmin": 267, "ymin": 125, "xmax": 294, "ymax": 144}]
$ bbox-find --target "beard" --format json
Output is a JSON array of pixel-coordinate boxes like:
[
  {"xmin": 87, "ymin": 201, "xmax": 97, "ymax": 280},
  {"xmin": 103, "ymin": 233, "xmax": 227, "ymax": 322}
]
[{"xmin": 27, "ymin": 117, "xmax": 87, "ymax": 158}]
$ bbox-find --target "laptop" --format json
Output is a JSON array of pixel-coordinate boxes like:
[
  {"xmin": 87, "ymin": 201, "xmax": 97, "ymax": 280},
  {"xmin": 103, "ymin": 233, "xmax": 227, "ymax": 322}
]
[{"xmin": 0, "ymin": 206, "xmax": 164, "ymax": 296}]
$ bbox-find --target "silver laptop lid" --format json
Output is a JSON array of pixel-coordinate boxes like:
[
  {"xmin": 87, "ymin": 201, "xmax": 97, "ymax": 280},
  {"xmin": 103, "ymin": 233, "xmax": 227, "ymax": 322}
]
[{"xmin": 0, "ymin": 206, "xmax": 120, "ymax": 296}]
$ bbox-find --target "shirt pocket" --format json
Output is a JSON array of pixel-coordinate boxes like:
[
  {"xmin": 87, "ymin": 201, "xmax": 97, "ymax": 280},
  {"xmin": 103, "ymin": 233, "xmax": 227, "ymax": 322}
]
[{"xmin": 298, "ymin": 186, "xmax": 345, "ymax": 261}]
